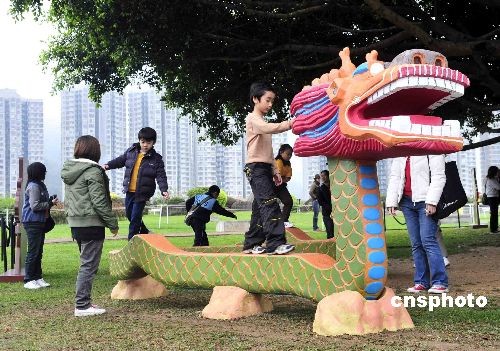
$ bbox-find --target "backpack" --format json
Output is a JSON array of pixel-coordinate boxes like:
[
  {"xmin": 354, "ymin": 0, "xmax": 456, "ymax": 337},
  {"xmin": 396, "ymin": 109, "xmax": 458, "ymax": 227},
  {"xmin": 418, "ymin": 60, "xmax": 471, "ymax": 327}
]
[{"xmin": 431, "ymin": 160, "xmax": 468, "ymax": 220}]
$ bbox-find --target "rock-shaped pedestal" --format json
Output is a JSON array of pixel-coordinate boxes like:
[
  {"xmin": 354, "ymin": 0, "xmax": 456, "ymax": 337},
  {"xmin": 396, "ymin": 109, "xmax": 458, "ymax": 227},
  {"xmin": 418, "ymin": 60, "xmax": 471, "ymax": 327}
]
[
  {"xmin": 313, "ymin": 288, "xmax": 414, "ymax": 336},
  {"xmin": 202, "ymin": 286, "xmax": 273, "ymax": 320},
  {"xmin": 111, "ymin": 275, "xmax": 168, "ymax": 300}
]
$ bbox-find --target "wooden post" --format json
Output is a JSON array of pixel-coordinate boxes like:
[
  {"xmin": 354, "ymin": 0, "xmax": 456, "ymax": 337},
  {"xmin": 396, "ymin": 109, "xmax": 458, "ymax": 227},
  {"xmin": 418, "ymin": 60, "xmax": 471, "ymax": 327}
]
[{"xmin": 0, "ymin": 157, "xmax": 27, "ymax": 282}]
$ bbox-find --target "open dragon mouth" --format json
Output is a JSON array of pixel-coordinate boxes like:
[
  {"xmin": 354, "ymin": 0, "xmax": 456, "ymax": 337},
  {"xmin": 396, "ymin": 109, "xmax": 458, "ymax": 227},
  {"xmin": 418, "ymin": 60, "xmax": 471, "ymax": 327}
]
[
  {"xmin": 345, "ymin": 65, "xmax": 470, "ymax": 141},
  {"xmin": 291, "ymin": 63, "xmax": 470, "ymax": 160}
]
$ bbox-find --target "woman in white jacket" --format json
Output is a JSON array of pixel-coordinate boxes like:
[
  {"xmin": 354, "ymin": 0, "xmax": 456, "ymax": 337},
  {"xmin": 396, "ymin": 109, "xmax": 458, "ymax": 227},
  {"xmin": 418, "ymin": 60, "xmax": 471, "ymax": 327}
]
[{"xmin": 386, "ymin": 155, "xmax": 449, "ymax": 294}]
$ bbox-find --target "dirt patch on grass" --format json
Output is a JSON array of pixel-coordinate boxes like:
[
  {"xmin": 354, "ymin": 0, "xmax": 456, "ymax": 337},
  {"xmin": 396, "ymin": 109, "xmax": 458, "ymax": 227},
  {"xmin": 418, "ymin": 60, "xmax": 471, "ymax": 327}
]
[{"xmin": 387, "ymin": 246, "xmax": 500, "ymax": 297}]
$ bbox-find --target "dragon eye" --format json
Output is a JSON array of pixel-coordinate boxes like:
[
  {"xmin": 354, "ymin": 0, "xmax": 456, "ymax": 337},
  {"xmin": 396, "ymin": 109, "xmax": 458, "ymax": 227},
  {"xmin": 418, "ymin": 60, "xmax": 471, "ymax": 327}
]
[{"xmin": 369, "ymin": 62, "xmax": 384, "ymax": 75}]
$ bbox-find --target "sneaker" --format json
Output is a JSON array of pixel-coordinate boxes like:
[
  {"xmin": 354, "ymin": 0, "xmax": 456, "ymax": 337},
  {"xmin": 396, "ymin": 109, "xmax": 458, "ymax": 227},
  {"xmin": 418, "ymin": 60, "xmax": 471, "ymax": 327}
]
[
  {"xmin": 242, "ymin": 245, "xmax": 266, "ymax": 254},
  {"xmin": 74, "ymin": 305, "xmax": 107, "ymax": 317},
  {"xmin": 284, "ymin": 222, "xmax": 294, "ymax": 228},
  {"xmin": 443, "ymin": 257, "xmax": 450, "ymax": 268},
  {"xmin": 36, "ymin": 278, "xmax": 50, "ymax": 288},
  {"xmin": 313, "ymin": 228, "xmax": 324, "ymax": 232},
  {"xmin": 428, "ymin": 285, "xmax": 449, "ymax": 294},
  {"xmin": 24, "ymin": 280, "xmax": 41, "ymax": 290},
  {"xmin": 267, "ymin": 244, "xmax": 295, "ymax": 255},
  {"xmin": 407, "ymin": 284, "xmax": 428, "ymax": 293}
]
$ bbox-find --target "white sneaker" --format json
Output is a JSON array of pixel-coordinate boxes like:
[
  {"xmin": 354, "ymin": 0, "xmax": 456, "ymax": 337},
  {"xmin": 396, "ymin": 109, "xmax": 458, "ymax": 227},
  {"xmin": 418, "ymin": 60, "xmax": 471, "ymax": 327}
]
[
  {"xmin": 267, "ymin": 244, "xmax": 295, "ymax": 255},
  {"xmin": 284, "ymin": 222, "xmax": 294, "ymax": 228},
  {"xmin": 443, "ymin": 257, "xmax": 450, "ymax": 268},
  {"xmin": 36, "ymin": 278, "xmax": 50, "ymax": 288},
  {"xmin": 74, "ymin": 305, "xmax": 107, "ymax": 317},
  {"xmin": 242, "ymin": 245, "xmax": 266, "ymax": 254},
  {"xmin": 24, "ymin": 280, "xmax": 41, "ymax": 290}
]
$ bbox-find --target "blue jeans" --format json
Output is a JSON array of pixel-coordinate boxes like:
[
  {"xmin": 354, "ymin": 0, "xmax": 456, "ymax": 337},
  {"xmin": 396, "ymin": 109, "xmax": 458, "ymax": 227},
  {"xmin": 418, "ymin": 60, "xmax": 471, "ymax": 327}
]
[
  {"xmin": 23, "ymin": 222, "xmax": 46, "ymax": 282},
  {"xmin": 125, "ymin": 192, "xmax": 150, "ymax": 240},
  {"xmin": 312, "ymin": 200, "xmax": 320, "ymax": 230},
  {"xmin": 400, "ymin": 196, "xmax": 448, "ymax": 288}
]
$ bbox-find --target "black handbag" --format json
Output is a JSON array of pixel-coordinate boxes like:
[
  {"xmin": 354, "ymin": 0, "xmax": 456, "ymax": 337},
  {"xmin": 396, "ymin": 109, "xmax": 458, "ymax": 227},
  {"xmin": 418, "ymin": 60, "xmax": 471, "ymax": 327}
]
[
  {"xmin": 44, "ymin": 215, "xmax": 55, "ymax": 233},
  {"xmin": 432, "ymin": 160, "xmax": 468, "ymax": 220},
  {"xmin": 481, "ymin": 180, "xmax": 488, "ymax": 205}
]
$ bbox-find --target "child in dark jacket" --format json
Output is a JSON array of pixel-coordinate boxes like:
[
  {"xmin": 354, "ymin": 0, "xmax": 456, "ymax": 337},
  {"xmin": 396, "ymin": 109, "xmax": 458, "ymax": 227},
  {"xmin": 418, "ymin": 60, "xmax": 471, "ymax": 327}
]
[
  {"xmin": 185, "ymin": 185, "xmax": 237, "ymax": 246},
  {"xmin": 22, "ymin": 162, "xmax": 59, "ymax": 289},
  {"xmin": 104, "ymin": 127, "xmax": 169, "ymax": 240}
]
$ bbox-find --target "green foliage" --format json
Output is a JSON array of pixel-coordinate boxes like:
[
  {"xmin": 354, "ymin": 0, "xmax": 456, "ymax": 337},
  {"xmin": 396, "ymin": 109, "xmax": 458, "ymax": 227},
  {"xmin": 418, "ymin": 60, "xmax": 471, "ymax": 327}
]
[
  {"xmin": 9, "ymin": 0, "xmax": 500, "ymax": 145},
  {"xmin": 187, "ymin": 187, "xmax": 228, "ymax": 207},
  {"xmin": 0, "ymin": 197, "xmax": 15, "ymax": 212},
  {"xmin": 150, "ymin": 195, "xmax": 186, "ymax": 205}
]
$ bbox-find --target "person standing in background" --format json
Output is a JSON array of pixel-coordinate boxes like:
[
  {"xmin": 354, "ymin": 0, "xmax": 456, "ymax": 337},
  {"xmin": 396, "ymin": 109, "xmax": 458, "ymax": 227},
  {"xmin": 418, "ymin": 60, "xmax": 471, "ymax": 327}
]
[
  {"xmin": 22, "ymin": 162, "xmax": 59, "ymax": 289},
  {"xmin": 485, "ymin": 165, "xmax": 500, "ymax": 234},
  {"xmin": 309, "ymin": 174, "xmax": 321, "ymax": 232},
  {"xmin": 317, "ymin": 170, "xmax": 334, "ymax": 239}
]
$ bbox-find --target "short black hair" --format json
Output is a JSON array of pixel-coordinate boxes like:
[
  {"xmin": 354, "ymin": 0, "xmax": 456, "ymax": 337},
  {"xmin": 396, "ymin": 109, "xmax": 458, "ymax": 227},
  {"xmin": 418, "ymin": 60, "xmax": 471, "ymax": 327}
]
[
  {"xmin": 27, "ymin": 162, "xmax": 46, "ymax": 182},
  {"xmin": 208, "ymin": 185, "xmax": 220, "ymax": 194},
  {"xmin": 487, "ymin": 166, "xmax": 499, "ymax": 179},
  {"xmin": 249, "ymin": 81, "xmax": 276, "ymax": 107},
  {"xmin": 138, "ymin": 127, "xmax": 157, "ymax": 143},
  {"xmin": 321, "ymin": 169, "xmax": 329, "ymax": 177}
]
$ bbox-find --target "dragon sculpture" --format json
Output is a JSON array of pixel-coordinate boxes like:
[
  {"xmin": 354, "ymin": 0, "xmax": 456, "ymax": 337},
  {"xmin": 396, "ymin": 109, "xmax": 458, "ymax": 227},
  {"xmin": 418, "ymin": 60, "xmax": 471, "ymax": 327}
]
[{"xmin": 109, "ymin": 48, "xmax": 468, "ymax": 306}]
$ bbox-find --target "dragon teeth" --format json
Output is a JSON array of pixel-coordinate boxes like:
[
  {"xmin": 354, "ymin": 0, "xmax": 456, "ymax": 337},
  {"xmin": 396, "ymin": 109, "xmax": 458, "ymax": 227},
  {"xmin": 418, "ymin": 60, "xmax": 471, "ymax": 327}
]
[
  {"xmin": 367, "ymin": 117, "xmax": 461, "ymax": 138},
  {"xmin": 367, "ymin": 77, "xmax": 465, "ymax": 105}
]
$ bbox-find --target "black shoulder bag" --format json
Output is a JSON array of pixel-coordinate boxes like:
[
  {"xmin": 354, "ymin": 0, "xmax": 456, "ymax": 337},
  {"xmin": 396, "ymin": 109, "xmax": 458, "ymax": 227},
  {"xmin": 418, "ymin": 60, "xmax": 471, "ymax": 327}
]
[{"xmin": 428, "ymin": 157, "xmax": 468, "ymax": 220}]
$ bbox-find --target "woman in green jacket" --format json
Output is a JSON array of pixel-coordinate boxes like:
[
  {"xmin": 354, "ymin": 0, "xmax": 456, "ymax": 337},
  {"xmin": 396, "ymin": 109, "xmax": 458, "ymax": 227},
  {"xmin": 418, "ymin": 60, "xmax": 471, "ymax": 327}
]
[{"xmin": 61, "ymin": 135, "xmax": 119, "ymax": 317}]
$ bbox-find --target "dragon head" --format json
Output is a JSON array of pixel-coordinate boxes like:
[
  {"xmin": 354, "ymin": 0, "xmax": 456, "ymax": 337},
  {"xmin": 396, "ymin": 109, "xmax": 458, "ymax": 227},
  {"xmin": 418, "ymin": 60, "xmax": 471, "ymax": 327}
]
[{"xmin": 291, "ymin": 48, "xmax": 469, "ymax": 160}]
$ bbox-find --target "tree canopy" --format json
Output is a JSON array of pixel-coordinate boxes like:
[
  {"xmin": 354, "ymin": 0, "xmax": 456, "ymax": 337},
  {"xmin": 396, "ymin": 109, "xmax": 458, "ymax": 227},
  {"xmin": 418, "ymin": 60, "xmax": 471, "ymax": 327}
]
[{"xmin": 11, "ymin": 0, "xmax": 500, "ymax": 145}]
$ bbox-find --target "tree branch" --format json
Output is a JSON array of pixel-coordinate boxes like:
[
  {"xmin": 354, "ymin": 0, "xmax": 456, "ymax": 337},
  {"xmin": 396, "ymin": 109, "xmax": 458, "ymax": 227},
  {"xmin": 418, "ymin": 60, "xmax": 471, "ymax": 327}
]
[
  {"xmin": 320, "ymin": 21, "xmax": 398, "ymax": 34},
  {"xmin": 290, "ymin": 30, "xmax": 412, "ymax": 70},
  {"xmin": 199, "ymin": 0, "xmax": 329, "ymax": 18},
  {"xmin": 471, "ymin": 53, "xmax": 500, "ymax": 97},
  {"xmin": 364, "ymin": 0, "xmax": 500, "ymax": 57},
  {"xmin": 463, "ymin": 135, "xmax": 500, "ymax": 151},
  {"xmin": 201, "ymin": 43, "xmax": 345, "ymax": 62}
]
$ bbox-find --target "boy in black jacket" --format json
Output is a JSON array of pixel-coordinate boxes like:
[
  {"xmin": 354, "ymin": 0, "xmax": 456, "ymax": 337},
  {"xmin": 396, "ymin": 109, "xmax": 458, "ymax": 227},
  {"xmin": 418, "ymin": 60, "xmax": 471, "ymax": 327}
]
[
  {"xmin": 185, "ymin": 185, "xmax": 237, "ymax": 246},
  {"xmin": 104, "ymin": 127, "xmax": 169, "ymax": 240}
]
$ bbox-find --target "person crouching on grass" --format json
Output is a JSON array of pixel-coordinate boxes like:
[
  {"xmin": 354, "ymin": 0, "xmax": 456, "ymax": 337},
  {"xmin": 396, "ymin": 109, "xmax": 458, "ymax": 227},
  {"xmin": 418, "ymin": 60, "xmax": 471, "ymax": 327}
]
[{"xmin": 185, "ymin": 185, "xmax": 237, "ymax": 246}]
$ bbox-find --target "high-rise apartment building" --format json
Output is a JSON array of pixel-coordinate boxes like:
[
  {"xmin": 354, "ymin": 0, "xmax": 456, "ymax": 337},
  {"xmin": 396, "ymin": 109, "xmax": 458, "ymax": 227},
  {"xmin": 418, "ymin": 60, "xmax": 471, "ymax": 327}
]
[
  {"xmin": 61, "ymin": 86, "xmax": 126, "ymax": 194},
  {"xmin": 0, "ymin": 89, "xmax": 43, "ymax": 196}
]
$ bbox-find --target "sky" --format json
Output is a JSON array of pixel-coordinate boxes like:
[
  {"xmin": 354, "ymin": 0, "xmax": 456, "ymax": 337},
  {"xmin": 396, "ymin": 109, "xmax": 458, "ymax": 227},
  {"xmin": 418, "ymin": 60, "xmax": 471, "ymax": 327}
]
[
  {"xmin": 0, "ymin": 1, "xmax": 59, "ymax": 127},
  {"xmin": 0, "ymin": 2, "xmax": 62, "ymax": 194}
]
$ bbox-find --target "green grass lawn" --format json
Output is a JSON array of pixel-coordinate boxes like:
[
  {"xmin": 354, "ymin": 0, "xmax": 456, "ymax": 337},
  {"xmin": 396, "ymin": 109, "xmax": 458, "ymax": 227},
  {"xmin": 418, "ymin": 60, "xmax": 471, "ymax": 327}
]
[
  {"xmin": 44, "ymin": 209, "xmax": 486, "ymax": 240},
  {"xmin": 1, "ymin": 211, "xmax": 499, "ymax": 350}
]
